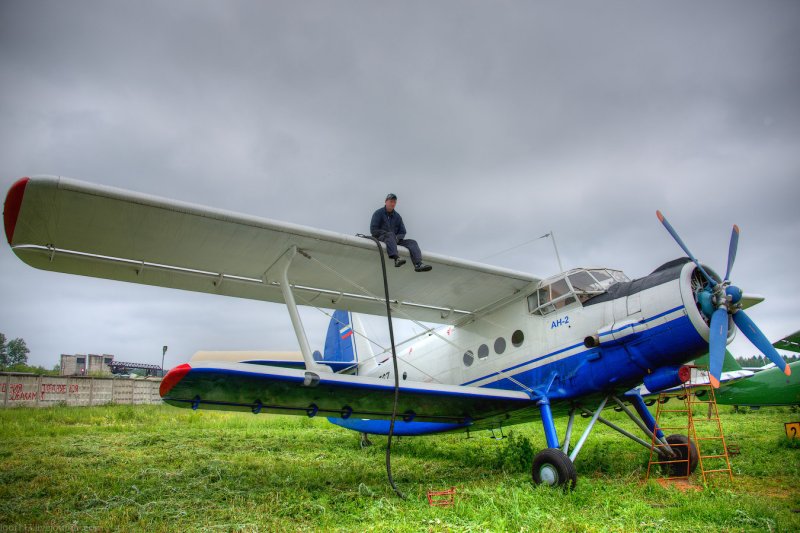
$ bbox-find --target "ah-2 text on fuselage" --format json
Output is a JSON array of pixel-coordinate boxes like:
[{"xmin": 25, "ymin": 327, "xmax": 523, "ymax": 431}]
[{"xmin": 4, "ymin": 176, "xmax": 789, "ymax": 488}]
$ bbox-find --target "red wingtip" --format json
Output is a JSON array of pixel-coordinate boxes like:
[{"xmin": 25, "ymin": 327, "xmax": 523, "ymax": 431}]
[
  {"xmin": 159, "ymin": 363, "xmax": 192, "ymax": 397},
  {"xmin": 709, "ymin": 375, "xmax": 721, "ymax": 388},
  {"xmin": 785, "ymin": 365, "xmax": 792, "ymax": 377},
  {"xmin": 656, "ymin": 210, "xmax": 664, "ymax": 222},
  {"xmin": 4, "ymin": 177, "xmax": 30, "ymax": 245}
]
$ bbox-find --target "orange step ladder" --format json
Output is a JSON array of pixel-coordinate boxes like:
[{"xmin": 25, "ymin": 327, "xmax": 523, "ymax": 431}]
[
  {"xmin": 687, "ymin": 380, "xmax": 734, "ymax": 483},
  {"xmin": 646, "ymin": 368, "xmax": 733, "ymax": 484}
]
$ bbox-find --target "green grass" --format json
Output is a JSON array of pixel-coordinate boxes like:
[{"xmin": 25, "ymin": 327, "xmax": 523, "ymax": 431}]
[{"xmin": 0, "ymin": 404, "xmax": 798, "ymax": 531}]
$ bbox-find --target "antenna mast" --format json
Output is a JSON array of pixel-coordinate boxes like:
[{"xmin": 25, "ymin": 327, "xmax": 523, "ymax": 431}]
[{"xmin": 550, "ymin": 230, "xmax": 564, "ymax": 273}]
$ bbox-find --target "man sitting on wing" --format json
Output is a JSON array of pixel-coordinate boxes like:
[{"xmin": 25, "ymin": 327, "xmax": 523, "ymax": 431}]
[{"xmin": 370, "ymin": 193, "xmax": 432, "ymax": 272}]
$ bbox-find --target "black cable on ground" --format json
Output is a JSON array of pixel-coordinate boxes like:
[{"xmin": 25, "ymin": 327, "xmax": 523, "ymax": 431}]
[{"xmin": 358, "ymin": 233, "xmax": 406, "ymax": 499}]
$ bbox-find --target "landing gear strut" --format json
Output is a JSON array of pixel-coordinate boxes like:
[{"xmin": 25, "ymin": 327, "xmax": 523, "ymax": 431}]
[
  {"xmin": 532, "ymin": 398, "xmax": 579, "ymax": 489},
  {"xmin": 530, "ymin": 393, "xmax": 690, "ymax": 488}
]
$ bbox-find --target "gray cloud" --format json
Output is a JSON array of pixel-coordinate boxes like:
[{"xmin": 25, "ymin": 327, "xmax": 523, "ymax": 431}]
[{"xmin": 1, "ymin": 1, "xmax": 798, "ymax": 367}]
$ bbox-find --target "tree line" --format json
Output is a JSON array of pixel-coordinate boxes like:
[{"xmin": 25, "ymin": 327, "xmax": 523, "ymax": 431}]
[{"xmin": 736, "ymin": 354, "xmax": 800, "ymax": 368}]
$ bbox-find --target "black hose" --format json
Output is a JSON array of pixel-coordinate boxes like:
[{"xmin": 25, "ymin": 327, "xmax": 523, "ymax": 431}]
[{"xmin": 358, "ymin": 233, "xmax": 405, "ymax": 499}]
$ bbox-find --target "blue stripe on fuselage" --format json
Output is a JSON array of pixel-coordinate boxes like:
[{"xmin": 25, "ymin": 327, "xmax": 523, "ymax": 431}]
[
  {"xmin": 462, "ymin": 304, "xmax": 684, "ymax": 386},
  {"xmin": 461, "ymin": 306, "xmax": 704, "ymax": 397}
]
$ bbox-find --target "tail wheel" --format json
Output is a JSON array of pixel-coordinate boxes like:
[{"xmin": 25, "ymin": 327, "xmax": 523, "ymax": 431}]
[
  {"xmin": 662, "ymin": 434, "xmax": 698, "ymax": 476},
  {"xmin": 531, "ymin": 448, "xmax": 577, "ymax": 490}
]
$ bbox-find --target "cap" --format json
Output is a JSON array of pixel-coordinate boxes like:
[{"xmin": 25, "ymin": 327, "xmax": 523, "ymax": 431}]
[{"xmin": 386, "ymin": 193, "xmax": 397, "ymax": 200}]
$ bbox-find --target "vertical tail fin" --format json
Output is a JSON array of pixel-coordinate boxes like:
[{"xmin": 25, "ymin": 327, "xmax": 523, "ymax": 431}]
[
  {"xmin": 315, "ymin": 310, "xmax": 377, "ymax": 374},
  {"xmin": 694, "ymin": 349, "xmax": 743, "ymax": 372},
  {"xmin": 321, "ymin": 310, "xmax": 357, "ymax": 363}
]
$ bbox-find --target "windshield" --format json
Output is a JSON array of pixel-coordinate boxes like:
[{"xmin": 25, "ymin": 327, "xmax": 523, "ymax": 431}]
[{"xmin": 528, "ymin": 267, "xmax": 629, "ymax": 314}]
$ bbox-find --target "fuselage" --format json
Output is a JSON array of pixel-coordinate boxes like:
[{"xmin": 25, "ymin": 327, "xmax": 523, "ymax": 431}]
[{"xmin": 359, "ymin": 258, "xmax": 726, "ymax": 401}]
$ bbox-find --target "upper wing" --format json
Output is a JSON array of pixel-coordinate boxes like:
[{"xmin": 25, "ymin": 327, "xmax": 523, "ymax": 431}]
[{"xmin": 5, "ymin": 176, "xmax": 539, "ymax": 324}]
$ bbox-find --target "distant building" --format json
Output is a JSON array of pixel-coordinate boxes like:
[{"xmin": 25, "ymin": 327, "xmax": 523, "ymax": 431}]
[{"xmin": 60, "ymin": 354, "xmax": 114, "ymax": 376}]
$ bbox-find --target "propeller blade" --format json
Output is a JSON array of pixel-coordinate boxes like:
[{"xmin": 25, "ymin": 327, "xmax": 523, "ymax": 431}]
[
  {"xmin": 656, "ymin": 210, "xmax": 716, "ymax": 286},
  {"xmin": 732, "ymin": 310, "xmax": 792, "ymax": 376},
  {"xmin": 708, "ymin": 308, "xmax": 729, "ymax": 388},
  {"xmin": 724, "ymin": 225, "xmax": 739, "ymax": 281}
]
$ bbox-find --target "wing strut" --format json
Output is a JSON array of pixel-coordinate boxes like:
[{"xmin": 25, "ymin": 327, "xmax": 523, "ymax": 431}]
[{"xmin": 270, "ymin": 246, "xmax": 332, "ymax": 374}]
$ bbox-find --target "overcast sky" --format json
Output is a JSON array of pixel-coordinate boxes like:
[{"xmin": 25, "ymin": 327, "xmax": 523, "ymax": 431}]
[{"xmin": 1, "ymin": 1, "xmax": 798, "ymax": 369}]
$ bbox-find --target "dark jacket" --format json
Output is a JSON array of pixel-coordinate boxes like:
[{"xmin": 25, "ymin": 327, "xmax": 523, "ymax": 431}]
[{"xmin": 370, "ymin": 207, "xmax": 406, "ymax": 240}]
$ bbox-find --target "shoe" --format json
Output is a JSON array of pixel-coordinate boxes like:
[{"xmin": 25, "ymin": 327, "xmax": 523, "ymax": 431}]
[
  {"xmin": 394, "ymin": 258, "xmax": 406, "ymax": 267},
  {"xmin": 414, "ymin": 263, "xmax": 432, "ymax": 272}
]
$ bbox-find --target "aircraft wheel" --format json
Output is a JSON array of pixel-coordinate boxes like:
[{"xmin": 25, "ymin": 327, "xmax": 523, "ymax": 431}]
[
  {"xmin": 644, "ymin": 399, "xmax": 656, "ymax": 407},
  {"xmin": 531, "ymin": 448, "xmax": 577, "ymax": 490},
  {"xmin": 662, "ymin": 434, "xmax": 698, "ymax": 476}
]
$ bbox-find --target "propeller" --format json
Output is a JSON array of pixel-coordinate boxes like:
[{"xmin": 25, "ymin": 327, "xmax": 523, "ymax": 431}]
[{"xmin": 656, "ymin": 211, "xmax": 790, "ymax": 387}]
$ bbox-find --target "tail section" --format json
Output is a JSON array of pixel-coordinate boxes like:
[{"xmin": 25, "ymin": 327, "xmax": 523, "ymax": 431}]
[
  {"xmin": 313, "ymin": 310, "xmax": 378, "ymax": 375},
  {"xmin": 321, "ymin": 310, "xmax": 357, "ymax": 363}
]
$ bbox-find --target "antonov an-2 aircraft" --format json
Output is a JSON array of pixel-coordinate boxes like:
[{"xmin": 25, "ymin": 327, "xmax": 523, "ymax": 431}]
[{"xmin": 4, "ymin": 176, "xmax": 791, "ymax": 489}]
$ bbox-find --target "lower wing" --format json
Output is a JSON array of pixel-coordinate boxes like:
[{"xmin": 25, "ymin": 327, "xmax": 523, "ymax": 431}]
[{"xmin": 160, "ymin": 361, "xmax": 534, "ymax": 425}]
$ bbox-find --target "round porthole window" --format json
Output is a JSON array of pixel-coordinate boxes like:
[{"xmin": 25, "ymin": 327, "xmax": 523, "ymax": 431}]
[
  {"xmin": 463, "ymin": 350, "xmax": 474, "ymax": 367},
  {"xmin": 494, "ymin": 337, "xmax": 506, "ymax": 354},
  {"xmin": 512, "ymin": 329, "xmax": 524, "ymax": 347},
  {"xmin": 478, "ymin": 344, "xmax": 490, "ymax": 359}
]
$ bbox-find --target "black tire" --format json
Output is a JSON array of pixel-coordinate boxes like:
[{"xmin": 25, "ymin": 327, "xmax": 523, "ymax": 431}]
[
  {"xmin": 531, "ymin": 448, "xmax": 577, "ymax": 490},
  {"xmin": 662, "ymin": 434, "xmax": 698, "ymax": 476}
]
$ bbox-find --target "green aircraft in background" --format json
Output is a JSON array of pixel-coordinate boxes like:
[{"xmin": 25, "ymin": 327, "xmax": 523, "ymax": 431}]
[{"xmin": 696, "ymin": 330, "xmax": 800, "ymax": 407}]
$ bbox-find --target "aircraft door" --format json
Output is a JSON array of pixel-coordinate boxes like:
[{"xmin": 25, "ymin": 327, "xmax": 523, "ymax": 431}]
[
  {"xmin": 626, "ymin": 293, "xmax": 641, "ymax": 315},
  {"xmin": 612, "ymin": 297, "xmax": 627, "ymax": 322},
  {"xmin": 612, "ymin": 291, "xmax": 642, "ymax": 319}
]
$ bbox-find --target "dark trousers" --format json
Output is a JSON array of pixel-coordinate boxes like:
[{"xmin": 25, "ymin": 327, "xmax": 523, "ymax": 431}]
[{"xmin": 379, "ymin": 233, "xmax": 422, "ymax": 265}]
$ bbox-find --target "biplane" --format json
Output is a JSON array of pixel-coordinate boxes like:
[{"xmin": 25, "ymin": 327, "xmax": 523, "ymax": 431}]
[{"xmin": 4, "ymin": 176, "xmax": 791, "ymax": 488}]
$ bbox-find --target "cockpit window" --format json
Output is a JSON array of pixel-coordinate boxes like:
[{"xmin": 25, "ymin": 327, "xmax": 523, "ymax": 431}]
[
  {"xmin": 568, "ymin": 270, "xmax": 601, "ymax": 292},
  {"xmin": 528, "ymin": 267, "xmax": 629, "ymax": 315},
  {"xmin": 528, "ymin": 277, "xmax": 575, "ymax": 315},
  {"xmin": 549, "ymin": 278, "xmax": 570, "ymax": 299},
  {"xmin": 610, "ymin": 270, "xmax": 629, "ymax": 283},
  {"xmin": 590, "ymin": 269, "xmax": 611, "ymax": 283}
]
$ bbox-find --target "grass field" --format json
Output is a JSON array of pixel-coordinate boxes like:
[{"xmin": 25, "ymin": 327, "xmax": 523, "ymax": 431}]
[{"xmin": 1, "ymin": 403, "xmax": 798, "ymax": 532}]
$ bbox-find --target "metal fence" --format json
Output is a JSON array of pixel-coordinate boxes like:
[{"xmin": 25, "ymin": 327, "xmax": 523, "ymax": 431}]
[{"xmin": 0, "ymin": 372, "xmax": 162, "ymax": 408}]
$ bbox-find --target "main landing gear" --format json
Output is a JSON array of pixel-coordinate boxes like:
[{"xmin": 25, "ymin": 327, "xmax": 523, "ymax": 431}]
[
  {"xmin": 531, "ymin": 448, "xmax": 577, "ymax": 489},
  {"xmin": 662, "ymin": 434, "xmax": 698, "ymax": 476},
  {"xmin": 531, "ymin": 394, "xmax": 697, "ymax": 489}
]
